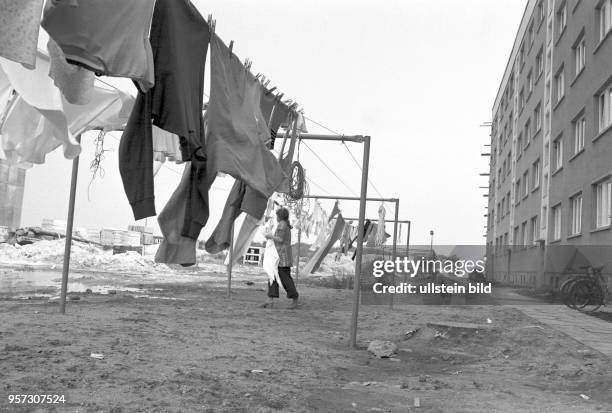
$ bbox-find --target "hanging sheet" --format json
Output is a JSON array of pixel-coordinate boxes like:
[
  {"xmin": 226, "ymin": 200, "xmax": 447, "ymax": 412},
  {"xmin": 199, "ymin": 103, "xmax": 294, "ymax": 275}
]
[
  {"xmin": 205, "ymin": 34, "xmax": 284, "ymax": 199},
  {"xmin": 0, "ymin": 0, "xmax": 44, "ymax": 69},
  {"xmin": 302, "ymin": 215, "xmax": 345, "ymax": 274}
]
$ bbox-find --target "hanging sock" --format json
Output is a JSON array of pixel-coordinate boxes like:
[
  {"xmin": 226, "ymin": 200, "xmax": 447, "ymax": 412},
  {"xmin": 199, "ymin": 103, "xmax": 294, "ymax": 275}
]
[{"xmin": 0, "ymin": 0, "xmax": 45, "ymax": 69}]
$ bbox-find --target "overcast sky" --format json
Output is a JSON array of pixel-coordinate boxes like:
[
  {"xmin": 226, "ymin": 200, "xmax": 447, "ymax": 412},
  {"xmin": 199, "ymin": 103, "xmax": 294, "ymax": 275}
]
[{"xmin": 20, "ymin": 0, "xmax": 526, "ymax": 245}]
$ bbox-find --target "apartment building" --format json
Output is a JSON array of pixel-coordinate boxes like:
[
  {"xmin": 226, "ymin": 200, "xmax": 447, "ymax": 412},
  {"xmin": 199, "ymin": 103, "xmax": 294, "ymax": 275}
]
[{"xmin": 486, "ymin": 0, "xmax": 612, "ymax": 289}]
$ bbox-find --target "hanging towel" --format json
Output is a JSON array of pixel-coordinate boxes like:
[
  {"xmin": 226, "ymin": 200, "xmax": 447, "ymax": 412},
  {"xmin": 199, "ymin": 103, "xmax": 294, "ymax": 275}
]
[
  {"xmin": 0, "ymin": 0, "xmax": 45, "ymax": 69},
  {"xmin": 302, "ymin": 215, "xmax": 345, "ymax": 274},
  {"xmin": 205, "ymin": 34, "xmax": 285, "ymax": 198},
  {"xmin": 119, "ymin": 0, "xmax": 210, "ymax": 220},
  {"xmin": 224, "ymin": 214, "xmax": 260, "ymax": 265},
  {"xmin": 42, "ymin": 0, "xmax": 156, "ymax": 90},
  {"xmin": 152, "ymin": 126, "xmax": 183, "ymax": 163}
]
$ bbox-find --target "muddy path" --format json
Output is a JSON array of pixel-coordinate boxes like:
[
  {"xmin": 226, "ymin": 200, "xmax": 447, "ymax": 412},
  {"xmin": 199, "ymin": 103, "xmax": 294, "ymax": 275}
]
[{"xmin": 1, "ymin": 278, "xmax": 611, "ymax": 412}]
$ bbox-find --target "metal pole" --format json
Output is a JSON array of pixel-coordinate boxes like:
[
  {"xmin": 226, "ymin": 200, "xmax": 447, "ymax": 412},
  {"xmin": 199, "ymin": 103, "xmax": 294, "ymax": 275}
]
[
  {"xmin": 298, "ymin": 134, "xmax": 365, "ymax": 143},
  {"xmin": 295, "ymin": 200, "xmax": 302, "ymax": 285},
  {"xmin": 349, "ymin": 136, "xmax": 370, "ymax": 349},
  {"xmin": 302, "ymin": 195, "xmax": 396, "ymax": 202},
  {"xmin": 390, "ymin": 199, "xmax": 399, "ymax": 309},
  {"xmin": 59, "ymin": 134, "xmax": 81, "ymax": 314},
  {"xmin": 227, "ymin": 222, "xmax": 234, "ymax": 299}
]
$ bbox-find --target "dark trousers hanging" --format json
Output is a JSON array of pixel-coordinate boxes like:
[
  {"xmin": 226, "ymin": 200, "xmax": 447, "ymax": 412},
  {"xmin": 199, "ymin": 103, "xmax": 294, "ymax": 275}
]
[{"xmin": 268, "ymin": 267, "xmax": 299, "ymax": 299}]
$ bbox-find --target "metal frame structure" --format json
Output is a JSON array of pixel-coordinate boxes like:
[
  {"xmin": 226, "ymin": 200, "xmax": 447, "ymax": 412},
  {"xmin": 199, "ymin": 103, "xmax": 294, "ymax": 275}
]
[{"xmin": 298, "ymin": 194, "xmax": 400, "ymax": 346}]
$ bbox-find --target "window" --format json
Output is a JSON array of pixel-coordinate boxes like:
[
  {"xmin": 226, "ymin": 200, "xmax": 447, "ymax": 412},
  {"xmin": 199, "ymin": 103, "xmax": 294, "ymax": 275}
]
[
  {"xmin": 519, "ymin": 88, "xmax": 525, "ymax": 110},
  {"xmin": 545, "ymin": 110, "xmax": 550, "ymax": 134},
  {"xmin": 507, "ymin": 152, "xmax": 511, "ymax": 175},
  {"xmin": 538, "ymin": 0, "xmax": 545, "ymax": 22},
  {"xmin": 521, "ymin": 221, "xmax": 528, "ymax": 246},
  {"xmin": 545, "ymin": 80, "xmax": 551, "ymax": 103},
  {"xmin": 536, "ymin": 49, "xmax": 544, "ymax": 76},
  {"xmin": 523, "ymin": 170, "xmax": 529, "ymax": 197},
  {"xmin": 570, "ymin": 194, "xmax": 583, "ymax": 235},
  {"xmin": 599, "ymin": 0, "xmax": 612, "ymax": 41},
  {"xmin": 506, "ymin": 191, "xmax": 511, "ymax": 213},
  {"xmin": 519, "ymin": 43, "xmax": 525, "ymax": 68},
  {"xmin": 517, "ymin": 133, "xmax": 523, "ymax": 154},
  {"xmin": 528, "ymin": 20, "xmax": 535, "ymax": 47},
  {"xmin": 534, "ymin": 104, "xmax": 542, "ymax": 131},
  {"xmin": 555, "ymin": 68, "xmax": 565, "ymax": 102},
  {"xmin": 515, "ymin": 180, "xmax": 521, "ymax": 204},
  {"xmin": 553, "ymin": 136, "xmax": 563, "ymax": 171},
  {"xmin": 513, "ymin": 226, "xmax": 520, "ymax": 246},
  {"xmin": 598, "ymin": 86, "xmax": 612, "ymax": 132},
  {"xmin": 527, "ymin": 71, "xmax": 533, "ymax": 94},
  {"xmin": 501, "ymin": 198, "xmax": 505, "ymax": 217},
  {"xmin": 532, "ymin": 159, "xmax": 541, "ymax": 188},
  {"xmin": 574, "ymin": 38, "xmax": 586, "ymax": 75},
  {"xmin": 524, "ymin": 119, "xmax": 531, "ymax": 143},
  {"xmin": 557, "ymin": 3, "xmax": 567, "ymax": 35},
  {"xmin": 542, "ymin": 206, "xmax": 547, "ymax": 229},
  {"xmin": 594, "ymin": 180, "xmax": 612, "ymax": 228},
  {"xmin": 573, "ymin": 115, "xmax": 585, "ymax": 154},
  {"xmin": 530, "ymin": 216, "xmax": 539, "ymax": 244},
  {"xmin": 552, "ymin": 204, "xmax": 562, "ymax": 240},
  {"xmin": 544, "ymin": 142, "xmax": 550, "ymax": 166}
]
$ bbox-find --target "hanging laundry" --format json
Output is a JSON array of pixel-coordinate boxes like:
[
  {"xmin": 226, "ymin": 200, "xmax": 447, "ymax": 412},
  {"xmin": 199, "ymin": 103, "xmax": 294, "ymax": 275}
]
[
  {"xmin": 262, "ymin": 216, "xmax": 281, "ymax": 287},
  {"xmin": 226, "ymin": 195, "xmax": 276, "ymax": 265},
  {"xmin": 259, "ymin": 89, "xmax": 276, "ymax": 126},
  {"xmin": 0, "ymin": 51, "xmax": 78, "ymax": 161},
  {"xmin": 351, "ymin": 219, "xmax": 373, "ymax": 261},
  {"xmin": 119, "ymin": 0, "xmax": 210, "ymax": 220},
  {"xmin": 302, "ymin": 215, "xmax": 345, "ymax": 274},
  {"xmin": 41, "ymin": 0, "xmax": 156, "ymax": 90},
  {"xmin": 0, "ymin": 0, "xmax": 45, "ymax": 69},
  {"xmin": 367, "ymin": 223, "xmax": 379, "ymax": 247},
  {"xmin": 182, "ymin": 142, "xmax": 209, "ymax": 240},
  {"xmin": 328, "ymin": 200, "xmax": 340, "ymax": 222},
  {"xmin": 152, "ymin": 126, "xmax": 183, "ymax": 163},
  {"xmin": 267, "ymin": 100, "xmax": 291, "ymax": 150},
  {"xmin": 1, "ymin": 86, "xmax": 130, "ymax": 165},
  {"xmin": 47, "ymin": 38, "xmax": 94, "ymax": 105},
  {"xmin": 205, "ymin": 179, "xmax": 268, "ymax": 254},
  {"xmin": 206, "ymin": 34, "xmax": 284, "ymax": 198},
  {"xmin": 340, "ymin": 221, "xmax": 353, "ymax": 254},
  {"xmin": 376, "ymin": 204, "xmax": 386, "ymax": 246},
  {"xmin": 310, "ymin": 210, "xmax": 330, "ymax": 252},
  {"xmin": 276, "ymin": 114, "xmax": 300, "ymax": 193},
  {"xmin": 155, "ymin": 162, "xmax": 197, "ymax": 266}
]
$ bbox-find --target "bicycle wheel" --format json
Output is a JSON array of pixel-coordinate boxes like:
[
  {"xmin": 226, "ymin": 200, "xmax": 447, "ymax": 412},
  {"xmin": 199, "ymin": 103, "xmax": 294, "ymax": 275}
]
[
  {"xmin": 561, "ymin": 278, "xmax": 580, "ymax": 309},
  {"xmin": 570, "ymin": 279, "xmax": 604, "ymax": 313}
]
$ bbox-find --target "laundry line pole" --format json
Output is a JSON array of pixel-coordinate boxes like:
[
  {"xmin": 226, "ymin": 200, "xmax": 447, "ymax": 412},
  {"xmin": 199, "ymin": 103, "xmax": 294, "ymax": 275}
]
[
  {"xmin": 390, "ymin": 199, "xmax": 399, "ymax": 310},
  {"xmin": 59, "ymin": 134, "xmax": 82, "ymax": 315}
]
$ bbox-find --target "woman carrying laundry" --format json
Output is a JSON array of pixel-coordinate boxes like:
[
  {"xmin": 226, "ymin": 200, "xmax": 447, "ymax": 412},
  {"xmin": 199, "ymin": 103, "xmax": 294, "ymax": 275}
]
[{"xmin": 263, "ymin": 207, "xmax": 300, "ymax": 308}]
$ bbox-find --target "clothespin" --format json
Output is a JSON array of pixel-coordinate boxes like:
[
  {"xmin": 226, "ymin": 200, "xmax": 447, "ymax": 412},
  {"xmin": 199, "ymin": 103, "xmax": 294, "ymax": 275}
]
[
  {"xmin": 208, "ymin": 15, "xmax": 216, "ymax": 36},
  {"xmin": 276, "ymin": 93, "xmax": 284, "ymax": 102},
  {"xmin": 255, "ymin": 73, "xmax": 262, "ymax": 80},
  {"xmin": 267, "ymin": 86, "xmax": 277, "ymax": 94},
  {"xmin": 228, "ymin": 40, "xmax": 234, "ymax": 57}
]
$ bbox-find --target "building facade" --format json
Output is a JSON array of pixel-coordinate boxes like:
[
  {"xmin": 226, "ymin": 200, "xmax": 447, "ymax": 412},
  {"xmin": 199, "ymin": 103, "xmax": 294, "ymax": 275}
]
[{"xmin": 486, "ymin": 0, "xmax": 612, "ymax": 289}]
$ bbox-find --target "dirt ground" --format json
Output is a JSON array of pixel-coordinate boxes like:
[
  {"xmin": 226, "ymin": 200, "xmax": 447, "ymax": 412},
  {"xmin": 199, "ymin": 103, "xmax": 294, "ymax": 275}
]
[{"xmin": 1, "ymin": 273, "xmax": 612, "ymax": 412}]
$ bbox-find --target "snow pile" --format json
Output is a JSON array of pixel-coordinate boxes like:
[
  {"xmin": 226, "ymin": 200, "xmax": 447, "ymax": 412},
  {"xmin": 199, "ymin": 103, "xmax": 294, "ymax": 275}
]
[{"xmin": 0, "ymin": 240, "xmax": 174, "ymax": 274}]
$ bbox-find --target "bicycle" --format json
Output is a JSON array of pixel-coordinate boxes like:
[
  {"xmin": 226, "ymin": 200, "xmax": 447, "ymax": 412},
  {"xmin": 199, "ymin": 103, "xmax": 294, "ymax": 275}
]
[{"xmin": 562, "ymin": 265, "xmax": 610, "ymax": 313}]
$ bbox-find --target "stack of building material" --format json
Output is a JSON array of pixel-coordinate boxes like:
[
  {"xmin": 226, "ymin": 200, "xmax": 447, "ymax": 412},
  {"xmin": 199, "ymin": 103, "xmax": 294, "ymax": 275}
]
[
  {"xmin": 41, "ymin": 218, "xmax": 67, "ymax": 235},
  {"xmin": 86, "ymin": 228, "xmax": 101, "ymax": 243},
  {"xmin": 0, "ymin": 226, "xmax": 9, "ymax": 243}
]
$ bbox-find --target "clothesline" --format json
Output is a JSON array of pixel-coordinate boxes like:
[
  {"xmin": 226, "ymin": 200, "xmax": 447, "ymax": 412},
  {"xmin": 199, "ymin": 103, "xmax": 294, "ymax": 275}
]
[{"xmin": 304, "ymin": 115, "xmax": 391, "ymax": 214}]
